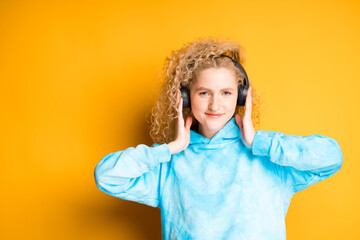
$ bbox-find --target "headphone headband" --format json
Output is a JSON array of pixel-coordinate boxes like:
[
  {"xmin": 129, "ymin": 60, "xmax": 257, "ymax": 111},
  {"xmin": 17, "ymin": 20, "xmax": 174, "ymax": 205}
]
[
  {"xmin": 180, "ymin": 54, "xmax": 250, "ymax": 108},
  {"xmin": 218, "ymin": 55, "xmax": 249, "ymax": 91}
]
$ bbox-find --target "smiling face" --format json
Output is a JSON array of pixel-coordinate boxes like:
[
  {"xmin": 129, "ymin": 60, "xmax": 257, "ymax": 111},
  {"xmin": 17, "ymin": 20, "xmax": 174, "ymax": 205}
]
[{"xmin": 189, "ymin": 67, "xmax": 238, "ymax": 139}]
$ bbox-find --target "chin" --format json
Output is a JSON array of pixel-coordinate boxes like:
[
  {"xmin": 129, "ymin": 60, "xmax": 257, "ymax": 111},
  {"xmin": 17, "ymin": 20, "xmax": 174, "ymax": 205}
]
[
  {"xmin": 193, "ymin": 113, "xmax": 232, "ymax": 132},
  {"xmin": 202, "ymin": 116, "xmax": 228, "ymax": 128}
]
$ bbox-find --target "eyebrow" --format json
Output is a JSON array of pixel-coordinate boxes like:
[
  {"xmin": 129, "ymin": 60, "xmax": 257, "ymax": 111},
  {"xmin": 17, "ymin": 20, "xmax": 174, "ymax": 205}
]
[{"xmin": 194, "ymin": 87, "xmax": 236, "ymax": 92}]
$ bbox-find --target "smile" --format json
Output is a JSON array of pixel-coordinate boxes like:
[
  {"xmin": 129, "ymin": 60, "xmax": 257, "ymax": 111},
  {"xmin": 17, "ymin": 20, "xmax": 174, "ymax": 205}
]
[{"xmin": 205, "ymin": 113, "xmax": 224, "ymax": 119}]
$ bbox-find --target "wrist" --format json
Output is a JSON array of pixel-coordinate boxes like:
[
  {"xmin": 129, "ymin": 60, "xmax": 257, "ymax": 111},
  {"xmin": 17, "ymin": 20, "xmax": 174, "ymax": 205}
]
[{"xmin": 167, "ymin": 141, "xmax": 180, "ymax": 155}]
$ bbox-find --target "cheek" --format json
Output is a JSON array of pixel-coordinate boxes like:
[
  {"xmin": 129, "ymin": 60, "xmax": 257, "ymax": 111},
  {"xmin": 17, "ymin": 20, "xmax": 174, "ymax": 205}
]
[
  {"xmin": 190, "ymin": 96, "xmax": 205, "ymax": 108},
  {"xmin": 225, "ymin": 97, "xmax": 238, "ymax": 110}
]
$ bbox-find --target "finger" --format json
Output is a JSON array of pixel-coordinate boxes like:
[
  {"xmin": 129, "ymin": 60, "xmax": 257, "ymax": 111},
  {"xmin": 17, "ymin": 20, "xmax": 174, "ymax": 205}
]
[
  {"xmin": 178, "ymin": 100, "xmax": 184, "ymax": 125},
  {"xmin": 245, "ymin": 86, "xmax": 252, "ymax": 116},
  {"xmin": 177, "ymin": 90, "xmax": 183, "ymax": 117},
  {"xmin": 179, "ymin": 95, "xmax": 183, "ymax": 117}
]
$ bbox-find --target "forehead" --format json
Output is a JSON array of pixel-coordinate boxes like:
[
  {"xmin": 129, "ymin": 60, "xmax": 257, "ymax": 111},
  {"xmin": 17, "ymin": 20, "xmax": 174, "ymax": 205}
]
[{"xmin": 191, "ymin": 67, "xmax": 237, "ymax": 89}]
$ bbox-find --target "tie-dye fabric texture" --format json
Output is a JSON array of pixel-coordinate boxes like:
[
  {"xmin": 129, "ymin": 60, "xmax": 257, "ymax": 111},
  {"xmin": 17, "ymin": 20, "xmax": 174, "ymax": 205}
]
[{"xmin": 94, "ymin": 117, "xmax": 343, "ymax": 240}]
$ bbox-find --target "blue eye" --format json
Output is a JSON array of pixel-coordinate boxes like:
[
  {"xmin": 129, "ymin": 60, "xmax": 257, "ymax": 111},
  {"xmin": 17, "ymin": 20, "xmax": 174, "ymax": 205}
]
[
  {"xmin": 199, "ymin": 92, "xmax": 209, "ymax": 95},
  {"xmin": 223, "ymin": 91, "xmax": 231, "ymax": 95}
]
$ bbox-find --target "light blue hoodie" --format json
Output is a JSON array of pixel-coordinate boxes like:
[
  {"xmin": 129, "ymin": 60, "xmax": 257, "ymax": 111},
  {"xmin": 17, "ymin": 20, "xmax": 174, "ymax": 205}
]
[{"xmin": 94, "ymin": 117, "xmax": 343, "ymax": 240}]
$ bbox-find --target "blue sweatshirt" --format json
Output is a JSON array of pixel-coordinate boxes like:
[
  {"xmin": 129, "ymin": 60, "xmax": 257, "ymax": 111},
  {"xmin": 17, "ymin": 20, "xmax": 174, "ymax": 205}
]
[{"xmin": 94, "ymin": 117, "xmax": 343, "ymax": 240}]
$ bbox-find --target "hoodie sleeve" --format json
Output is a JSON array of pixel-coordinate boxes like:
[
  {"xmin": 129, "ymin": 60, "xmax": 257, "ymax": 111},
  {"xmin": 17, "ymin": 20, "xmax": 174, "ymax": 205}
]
[
  {"xmin": 94, "ymin": 143, "xmax": 171, "ymax": 207},
  {"xmin": 251, "ymin": 130, "xmax": 343, "ymax": 194}
]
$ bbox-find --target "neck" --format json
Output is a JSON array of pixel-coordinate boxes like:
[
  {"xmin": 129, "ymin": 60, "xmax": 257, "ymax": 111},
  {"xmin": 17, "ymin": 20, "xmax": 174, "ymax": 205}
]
[{"xmin": 198, "ymin": 125, "xmax": 218, "ymax": 139}]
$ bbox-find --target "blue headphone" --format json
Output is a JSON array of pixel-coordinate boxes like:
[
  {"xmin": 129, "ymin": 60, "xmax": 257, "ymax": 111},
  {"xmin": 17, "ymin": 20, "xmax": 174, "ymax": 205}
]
[{"xmin": 180, "ymin": 54, "xmax": 250, "ymax": 108}]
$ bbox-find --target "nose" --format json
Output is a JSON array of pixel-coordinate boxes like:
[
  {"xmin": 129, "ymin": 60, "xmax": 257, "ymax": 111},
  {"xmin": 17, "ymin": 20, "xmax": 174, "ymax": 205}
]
[{"xmin": 209, "ymin": 95, "xmax": 219, "ymax": 111}]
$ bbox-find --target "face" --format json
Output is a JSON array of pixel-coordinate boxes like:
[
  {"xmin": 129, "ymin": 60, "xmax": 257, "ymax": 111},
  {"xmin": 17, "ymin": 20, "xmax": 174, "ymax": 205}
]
[{"xmin": 190, "ymin": 67, "xmax": 238, "ymax": 139}]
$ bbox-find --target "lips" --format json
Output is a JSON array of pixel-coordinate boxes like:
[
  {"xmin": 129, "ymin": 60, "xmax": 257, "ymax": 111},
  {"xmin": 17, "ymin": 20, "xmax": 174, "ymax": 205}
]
[
  {"xmin": 205, "ymin": 113, "xmax": 224, "ymax": 118},
  {"xmin": 206, "ymin": 113, "xmax": 223, "ymax": 116}
]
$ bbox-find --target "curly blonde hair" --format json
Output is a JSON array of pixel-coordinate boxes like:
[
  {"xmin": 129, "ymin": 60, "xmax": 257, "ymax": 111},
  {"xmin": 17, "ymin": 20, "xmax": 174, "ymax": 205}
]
[{"xmin": 146, "ymin": 36, "xmax": 261, "ymax": 144}]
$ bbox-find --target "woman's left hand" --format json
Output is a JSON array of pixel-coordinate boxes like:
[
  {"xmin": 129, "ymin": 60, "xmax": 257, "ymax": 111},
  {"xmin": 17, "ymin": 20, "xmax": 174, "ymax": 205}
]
[{"xmin": 235, "ymin": 86, "xmax": 255, "ymax": 148}]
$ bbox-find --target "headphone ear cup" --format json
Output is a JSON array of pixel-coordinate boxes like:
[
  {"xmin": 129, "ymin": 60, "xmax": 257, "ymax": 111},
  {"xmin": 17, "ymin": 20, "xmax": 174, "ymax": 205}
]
[
  {"xmin": 237, "ymin": 85, "xmax": 249, "ymax": 106},
  {"xmin": 180, "ymin": 86, "xmax": 191, "ymax": 108}
]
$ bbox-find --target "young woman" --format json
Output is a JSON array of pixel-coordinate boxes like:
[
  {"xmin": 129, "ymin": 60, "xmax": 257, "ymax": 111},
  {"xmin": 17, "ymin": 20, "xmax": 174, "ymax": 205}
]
[{"xmin": 94, "ymin": 37, "xmax": 343, "ymax": 240}]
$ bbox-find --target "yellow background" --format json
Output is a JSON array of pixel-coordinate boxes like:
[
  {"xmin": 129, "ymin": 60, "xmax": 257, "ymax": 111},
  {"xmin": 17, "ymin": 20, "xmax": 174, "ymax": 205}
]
[{"xmin": 1, "ymin": 0, "xmax": 359, "ymax": 239}]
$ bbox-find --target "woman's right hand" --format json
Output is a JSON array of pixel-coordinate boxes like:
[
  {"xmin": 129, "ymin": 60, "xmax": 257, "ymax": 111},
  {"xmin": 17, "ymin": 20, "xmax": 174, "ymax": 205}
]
[{"xmin": 167, "ymin": 90, "xmax": 193, "ymax": 155}]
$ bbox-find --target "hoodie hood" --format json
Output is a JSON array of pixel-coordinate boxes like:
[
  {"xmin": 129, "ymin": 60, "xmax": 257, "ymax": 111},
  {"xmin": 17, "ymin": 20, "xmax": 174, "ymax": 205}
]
[{"xmin": 189, "ymin": 117, "xmax": 241, "ymax": 146}]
